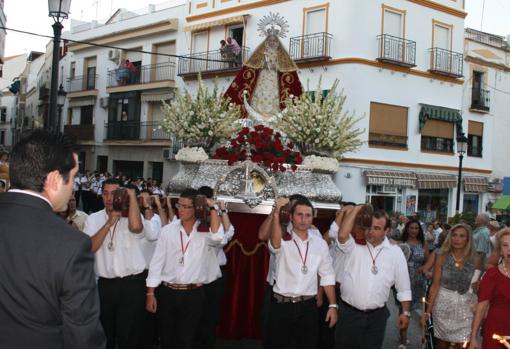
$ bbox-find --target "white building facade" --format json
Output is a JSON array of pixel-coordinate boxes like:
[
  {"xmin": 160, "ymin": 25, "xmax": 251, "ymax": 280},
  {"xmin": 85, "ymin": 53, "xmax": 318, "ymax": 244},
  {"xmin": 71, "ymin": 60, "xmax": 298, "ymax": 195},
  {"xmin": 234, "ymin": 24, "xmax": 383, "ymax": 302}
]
[{"xmin": 57, "ymin": 0, "xmax": 509, "ymax": 221}]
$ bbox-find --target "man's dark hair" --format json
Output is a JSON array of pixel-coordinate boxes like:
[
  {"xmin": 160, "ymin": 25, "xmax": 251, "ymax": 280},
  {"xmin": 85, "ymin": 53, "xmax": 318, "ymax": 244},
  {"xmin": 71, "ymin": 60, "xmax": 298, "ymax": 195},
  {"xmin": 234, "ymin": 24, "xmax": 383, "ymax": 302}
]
[
  {"xmin": 102, "ymin": 178, "xmax": 121, "ymax": 190},
  {"xmin": 125, "ymin": 183, "xmax": 140, "ymax": 196},
  {"xmin": 289, "ymin": 194, "xmax": 308, "ymax": 203},
  {"xmin": 180, "ymin": 188, "xmax": 198, "ymax": 205},
  {"xmin": 197, "ymin": 186, "xmax": 214, "ymax": 199},
  {"xmin": 290, "ymin": 198, "xmax": 314, "ymax": 215},
  {"xmin": 9, "ymin": 130, "xmax": 76, "ymax": 192},
  {"xmin": 340, "ymin": 201, "xmax": 356, "ymax": 207},
  {"xmin": 0, "ymin": 180, "xmax": 5, "ymax": 189},
  {"xmin": 373, "ymin": 210, "xmax": 391, "ymax": 230}
]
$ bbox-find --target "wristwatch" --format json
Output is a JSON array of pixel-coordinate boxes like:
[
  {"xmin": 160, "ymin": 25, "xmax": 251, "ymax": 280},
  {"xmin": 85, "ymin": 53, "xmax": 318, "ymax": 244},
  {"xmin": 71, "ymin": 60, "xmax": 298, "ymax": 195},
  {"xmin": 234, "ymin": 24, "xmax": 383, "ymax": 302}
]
[
  {"xmin": 210, "ymin": 204, "xmax": 220, "ymax": 211},
  {"xmin": 221, "ymin": 208, "xmax": 228, "ymax": 214},
  {"xmin": 328, "ymin": 304, "xmax": 339, "ymax": 309},
  {"xmin": 403, "ymin": 310, "xmax": 411, "ymax": 318}
]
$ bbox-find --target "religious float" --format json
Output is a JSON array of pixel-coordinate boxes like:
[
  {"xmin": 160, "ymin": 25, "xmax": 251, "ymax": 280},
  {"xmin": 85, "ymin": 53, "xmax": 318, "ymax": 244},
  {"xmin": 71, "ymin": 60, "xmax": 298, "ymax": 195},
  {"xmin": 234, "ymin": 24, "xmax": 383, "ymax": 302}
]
[{"xmin": 159, "ymin": 13, "xmax": 364, "ymax": 340}]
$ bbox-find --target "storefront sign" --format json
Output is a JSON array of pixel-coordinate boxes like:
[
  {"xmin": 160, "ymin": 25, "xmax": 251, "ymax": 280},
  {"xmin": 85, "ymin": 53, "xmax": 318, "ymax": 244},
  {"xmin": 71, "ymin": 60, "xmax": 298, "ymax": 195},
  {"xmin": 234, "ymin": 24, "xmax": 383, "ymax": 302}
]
[{"xmin": 367, "ymin": 176, "xmax": 416, "ymax": 187}]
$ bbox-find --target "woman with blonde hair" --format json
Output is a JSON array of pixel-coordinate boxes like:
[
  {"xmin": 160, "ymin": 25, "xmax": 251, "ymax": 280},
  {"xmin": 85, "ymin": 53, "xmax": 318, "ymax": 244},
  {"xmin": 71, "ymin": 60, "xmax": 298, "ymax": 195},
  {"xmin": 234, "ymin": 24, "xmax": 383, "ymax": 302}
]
[
  {"xmin": 421, "ymin": 224, "xmax": 482, "ymax": 349},
  {"xmin": 469, "ymin": 228, "xmax": 510, "ymax": 349}
]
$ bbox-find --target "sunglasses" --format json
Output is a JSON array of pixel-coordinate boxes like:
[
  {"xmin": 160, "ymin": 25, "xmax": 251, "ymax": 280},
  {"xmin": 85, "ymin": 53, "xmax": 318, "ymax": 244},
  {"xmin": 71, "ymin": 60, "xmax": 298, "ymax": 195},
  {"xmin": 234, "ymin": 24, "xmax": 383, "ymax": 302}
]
[{"xmin": 175, "ymin": 203, "xmax": 194, "ymax": 210}]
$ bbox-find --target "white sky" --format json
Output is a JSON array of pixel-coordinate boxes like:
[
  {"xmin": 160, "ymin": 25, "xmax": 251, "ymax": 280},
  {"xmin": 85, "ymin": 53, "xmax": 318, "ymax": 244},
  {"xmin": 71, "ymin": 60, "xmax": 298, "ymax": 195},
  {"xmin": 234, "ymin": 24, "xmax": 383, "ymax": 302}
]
[{"xmin": 3, "ymin": 0, "xmax": 510, "ymax": 57}]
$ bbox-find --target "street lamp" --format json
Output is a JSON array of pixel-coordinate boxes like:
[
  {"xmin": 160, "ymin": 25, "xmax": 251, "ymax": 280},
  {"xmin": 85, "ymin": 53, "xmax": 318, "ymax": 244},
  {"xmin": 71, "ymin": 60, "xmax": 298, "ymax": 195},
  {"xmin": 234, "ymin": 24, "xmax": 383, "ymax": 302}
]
[
  {"xmin": 57, "ymin": 83, "xmax": 66, "ymax": 132},
  {"xmin": 455, "ymin": 132, "xmax": 468, "ymax": 212},
  {"xmin": 48, "ymin": 0, "xmax": 71, "ymax": 131}
]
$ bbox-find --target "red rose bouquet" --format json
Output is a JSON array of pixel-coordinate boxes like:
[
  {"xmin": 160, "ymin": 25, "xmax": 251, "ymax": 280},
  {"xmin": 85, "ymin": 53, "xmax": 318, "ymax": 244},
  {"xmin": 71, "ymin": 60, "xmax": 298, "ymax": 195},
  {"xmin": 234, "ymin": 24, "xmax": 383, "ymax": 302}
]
[{"xmin": 213, "ymin": 125, "xmax": 303, "ymax": 172}]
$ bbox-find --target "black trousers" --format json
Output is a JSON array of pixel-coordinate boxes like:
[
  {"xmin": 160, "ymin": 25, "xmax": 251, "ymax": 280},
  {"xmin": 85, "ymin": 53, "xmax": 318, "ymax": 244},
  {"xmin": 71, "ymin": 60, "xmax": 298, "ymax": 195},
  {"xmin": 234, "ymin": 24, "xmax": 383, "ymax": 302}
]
[
  {"xmin": 196, "ymin": 266, "xmax": 227, "ymax": 349},
  {"xmin": 317, "ymin": 301, "xmax": 335, "ymax": 349},
  {"xmin": 268, "ymin": 297, "xmax": 318, "ymax": 349},
  {"xmin": 157, "ymin": 286, "xmax": 205, "ymax": 349},
  {"xmin": 334, "ymin": 300, "xmax": 390, "ymax": 349},
  {"xmin": 261, "ymin": 283, "xmax": 273, "ymax": 349},
  {"xmin": 97, "ymin": 272, "xmax": 147, "ymax": 349}
]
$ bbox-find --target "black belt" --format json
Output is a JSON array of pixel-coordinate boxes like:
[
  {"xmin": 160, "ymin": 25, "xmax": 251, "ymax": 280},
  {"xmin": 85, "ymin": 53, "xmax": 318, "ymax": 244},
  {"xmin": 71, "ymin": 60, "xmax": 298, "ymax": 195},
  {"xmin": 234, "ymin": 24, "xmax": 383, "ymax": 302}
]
[
  {"xmin": 273, "ymin": 293, "xmax": 315, "ymax": 304},
  {"xmin": 99, "ymin": 270, "xmax": 147, "ymax": 281},
  {"xmin": 340, "ymin": 299, "xmax": 384, "ymax": 313}
]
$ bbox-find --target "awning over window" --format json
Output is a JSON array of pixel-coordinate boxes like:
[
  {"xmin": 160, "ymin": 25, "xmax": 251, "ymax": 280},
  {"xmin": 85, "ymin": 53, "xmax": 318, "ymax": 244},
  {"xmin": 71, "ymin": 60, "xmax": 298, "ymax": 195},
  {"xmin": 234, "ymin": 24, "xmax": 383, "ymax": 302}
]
[
  {"xmin": 364, "ymin": 170, "xmax": 416, "ymax": 188},
  {"xmin": 464, "ymin": 177, "xmax": 488, "ymax": 193},
  {"xmin": 491, "ymin": 195, "xmax": 510, "ymax": 211},
  {"xmin": 68, "ymin": 97, "xmax": 96, "ymax": 108},
  {"xmin": 140, "ymin": 90, "xmax": 174, "ymax": 102},
  {"xmin": 417, "ymin": 173, "xmax": 457, "ymax": 189},
  {"xmin": 419, "ymin": 104, "xmax": 462, "ymax": 133},
  {"xmin": 183, "ymin": 15, "xmax": 248, "ymax": 32}
]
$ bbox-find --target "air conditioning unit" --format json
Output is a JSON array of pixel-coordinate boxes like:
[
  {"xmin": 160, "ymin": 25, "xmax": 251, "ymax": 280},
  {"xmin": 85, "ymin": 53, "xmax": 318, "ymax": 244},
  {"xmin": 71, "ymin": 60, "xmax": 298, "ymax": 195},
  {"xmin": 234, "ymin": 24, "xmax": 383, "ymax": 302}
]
[
  {"xmin": 163, "ymin": 148, "xmax": 175, "ymax": 160},
  {"xmin": 99, "ymin": 97, "xmax": 109, "ymax": 108},
  {"xmin": 108, "ymin": 49, "xmax": 120, "ymax": 61},
  {"xmin": 378, "ymin": 185, "xmax": 397, "ymax": 194}
]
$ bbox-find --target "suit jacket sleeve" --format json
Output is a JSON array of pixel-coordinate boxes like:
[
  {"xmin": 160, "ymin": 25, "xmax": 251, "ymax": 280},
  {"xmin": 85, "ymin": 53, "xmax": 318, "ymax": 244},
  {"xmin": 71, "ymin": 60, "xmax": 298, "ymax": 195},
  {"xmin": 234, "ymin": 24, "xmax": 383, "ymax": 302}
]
[{"xmin": 60, "ymin": 237, "xmax": 106, "ymax": 349}]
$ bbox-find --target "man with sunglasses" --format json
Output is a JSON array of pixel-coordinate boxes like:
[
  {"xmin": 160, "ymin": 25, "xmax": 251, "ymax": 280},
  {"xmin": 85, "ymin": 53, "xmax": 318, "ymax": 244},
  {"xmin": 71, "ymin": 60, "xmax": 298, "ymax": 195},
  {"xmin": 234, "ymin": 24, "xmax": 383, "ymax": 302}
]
[{"xmin": 145, "ymin": 188, "xmax": 224, "ymax": 349}]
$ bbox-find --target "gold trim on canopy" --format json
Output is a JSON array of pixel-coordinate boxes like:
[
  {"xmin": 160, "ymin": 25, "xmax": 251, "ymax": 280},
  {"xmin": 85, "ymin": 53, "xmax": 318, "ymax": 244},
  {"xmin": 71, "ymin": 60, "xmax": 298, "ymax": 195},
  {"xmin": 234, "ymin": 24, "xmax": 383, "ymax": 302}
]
[{"xmin": 183, "ymin": 15, "xmax": 248, "ymax": 31}]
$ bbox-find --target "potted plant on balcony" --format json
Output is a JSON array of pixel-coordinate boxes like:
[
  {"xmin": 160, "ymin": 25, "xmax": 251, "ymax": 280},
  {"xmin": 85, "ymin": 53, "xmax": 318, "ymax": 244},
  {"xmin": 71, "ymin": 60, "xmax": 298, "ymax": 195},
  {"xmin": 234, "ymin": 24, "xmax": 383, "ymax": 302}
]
[
  {"xmin": 161, "ymin": 76, "xmax": 242, "ymax": 162},
  {"xmin": 272, "ymin": 78, "xmax": 364, "ymax": 173}
]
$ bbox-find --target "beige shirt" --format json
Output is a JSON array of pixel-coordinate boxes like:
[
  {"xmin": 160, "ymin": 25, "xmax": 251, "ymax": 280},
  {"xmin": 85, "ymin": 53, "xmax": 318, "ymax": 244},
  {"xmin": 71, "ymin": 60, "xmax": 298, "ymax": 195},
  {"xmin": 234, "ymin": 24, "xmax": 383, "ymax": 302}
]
[{"xmin": 68, "ymin": 210, "xmax": 88, "ymax": 232}]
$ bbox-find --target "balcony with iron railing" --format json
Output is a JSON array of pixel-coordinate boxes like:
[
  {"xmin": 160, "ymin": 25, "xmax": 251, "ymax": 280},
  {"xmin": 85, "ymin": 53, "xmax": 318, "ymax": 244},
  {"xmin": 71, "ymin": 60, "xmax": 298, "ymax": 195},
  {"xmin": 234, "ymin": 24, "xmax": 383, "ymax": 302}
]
[
  {"xmin": 104, "ymin": 120, "xmax": 172, "ymax": 141},
  {"xmin": 67, "ymin": 74, "xmax": 98, "ymax": 92},
  {"xmin": 177, "ymin": 47, "xmax": 250, "ymax": 78},
  {"xmin": 289, "ymin": 32, "xmax": 332, "ymax": 63},
  {"xmin": 64, "ymin": 124, "xmax": 95, "ymax": 141},
  {"xmin": 376, "ymin": 34, "xmax": 416, "ymax": 68},
  {"xmin": 429, "ymin": 48, "xmax": 463, "ymax": 78},
  {"xmin": 107, "ymin": 62, "xmax": 176, "ymax": 88},
  {"xmin": 471, "ymin": 88, "xmax": 490, "ymax": 112},
  {"xmin": 465, "ymin": 28, "xmax": 507, "ymax": 49}
]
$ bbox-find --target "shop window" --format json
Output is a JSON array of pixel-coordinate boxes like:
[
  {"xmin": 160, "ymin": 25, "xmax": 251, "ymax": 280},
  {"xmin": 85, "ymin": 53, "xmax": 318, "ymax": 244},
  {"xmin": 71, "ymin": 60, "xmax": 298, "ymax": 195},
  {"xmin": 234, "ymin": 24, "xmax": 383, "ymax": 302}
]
[
  {"xmin": 467, "ymin": 120, "xmax": 483, "ymax": 157},
  {"xmin": 463, "ymin": 193, "xmax": 479, "ymax": 215},
  {"xmin": 420, "ymin": 119, "xmax": 454, "ymax": 153},
  {"xmin": 418, "ymin": 189, "xmax": 449, "ymax": 223},
  {"xmin": 369, "ymin": 102, "xmax": 408, "ymax": 148}
]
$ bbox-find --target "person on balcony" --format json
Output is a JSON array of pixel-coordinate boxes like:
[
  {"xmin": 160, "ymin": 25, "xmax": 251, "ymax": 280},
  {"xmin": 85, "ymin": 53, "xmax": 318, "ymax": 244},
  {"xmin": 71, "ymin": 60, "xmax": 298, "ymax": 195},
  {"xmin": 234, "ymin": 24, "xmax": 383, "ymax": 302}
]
[
  {"xmin": 125, "ymin": 60, "xmax": 138, "ymax": 84},
  {"xmin": 226, "ymin": 37, "xmax": 241, "ymax": 67},
  {"xmin": 116, "ymin": 59, "xmax": 130, "ymax": 85}
]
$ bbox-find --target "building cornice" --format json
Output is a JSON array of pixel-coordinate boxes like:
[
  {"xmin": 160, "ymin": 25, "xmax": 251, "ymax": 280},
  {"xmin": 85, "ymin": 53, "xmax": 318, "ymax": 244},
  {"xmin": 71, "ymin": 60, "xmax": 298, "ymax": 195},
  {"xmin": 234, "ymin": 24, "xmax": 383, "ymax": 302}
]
[
  {"xmin": 464, "ymin": 55, "xmax": 510, "ymax": 72},
  {"xmin": 341, "ymin": 157, "xmax": 491, "ymax": 174},
  {"xmin": 186, "ymin": 0, "xmax": 289, "ymax": 22},
  {"xmin": 297, "ymin": 58, "xmax": 464, "ymax": 85},
  {"xmin": 407, "ymin": 0, "xmax": 467, "ymax": 18},
  {"xmin": 67, "ymin": 19, "xmax": 178, "ymax": 52}
]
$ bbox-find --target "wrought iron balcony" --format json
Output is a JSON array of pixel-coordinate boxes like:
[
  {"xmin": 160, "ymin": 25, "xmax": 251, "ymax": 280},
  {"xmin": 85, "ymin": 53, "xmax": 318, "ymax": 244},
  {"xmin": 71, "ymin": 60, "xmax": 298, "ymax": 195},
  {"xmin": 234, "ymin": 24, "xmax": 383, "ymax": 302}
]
[
  {"xmin": 471, "ymin": 88, "xmax": 490, "ymax": 111},
  {"xmin": 104, "ymin": 121, "xmax": 171, "ymax": 141},
  {"xmin": 429, "ymin": 48, "xmax": 463, "ymax": 78},
  {"xmin": 64, "ymin": 124, "xmax": 95, "ymax": 141},
  {"xmin": 289, "ymin": 32, "xmax": 332, "ymax": 62},
  {"xmin": 177, "ymin": 47, "xmax": 250, "ymax": 77},
  {"xmin": 376, "ymin": 34, "xmax": 416, "ymax": 68},
  {"xmin": 67, "ymin": 74, "xmax": 98, "ymax": 92},
  {"xmin": 107, "ymin": 62, "xmax": 176, "ymax": 88},
  {"xmin": 368, "ymin": 133, "xmax": 408, "ymax": 148}
]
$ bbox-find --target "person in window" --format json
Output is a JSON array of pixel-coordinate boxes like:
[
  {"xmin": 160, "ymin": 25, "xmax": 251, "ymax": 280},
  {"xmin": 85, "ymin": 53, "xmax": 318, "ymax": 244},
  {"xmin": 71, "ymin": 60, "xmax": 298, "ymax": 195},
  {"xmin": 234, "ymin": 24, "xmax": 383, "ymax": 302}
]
[
  {"xmin": 116, "ymin": 59, "xmax": 130, "ymax": 85},
  {"xmin": 125, "ymin": 59, "xmax": 138, "ymax": 84}
]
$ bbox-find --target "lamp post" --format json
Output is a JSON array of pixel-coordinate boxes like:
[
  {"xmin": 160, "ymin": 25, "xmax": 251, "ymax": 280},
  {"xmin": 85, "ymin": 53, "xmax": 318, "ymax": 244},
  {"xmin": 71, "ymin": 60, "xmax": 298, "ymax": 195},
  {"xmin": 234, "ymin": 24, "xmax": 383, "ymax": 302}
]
[
  {"xmin": 48, "ymin": 0, "xmax": 71, "ymax": 131},
  {"xmin": 455, "ymin": 132, "xmax": 468, "ymax": 213},
  {"xmin": 57, "ymin": 84, "xmax": 66, "ymax": 132}
]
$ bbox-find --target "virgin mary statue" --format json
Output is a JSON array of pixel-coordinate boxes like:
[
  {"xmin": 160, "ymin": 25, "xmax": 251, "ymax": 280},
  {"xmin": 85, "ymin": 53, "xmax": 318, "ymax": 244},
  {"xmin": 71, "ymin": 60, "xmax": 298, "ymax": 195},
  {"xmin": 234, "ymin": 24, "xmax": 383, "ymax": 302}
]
[{"xmin": 224, "ymin": 13, "xmax": 303, "ymax": 122}]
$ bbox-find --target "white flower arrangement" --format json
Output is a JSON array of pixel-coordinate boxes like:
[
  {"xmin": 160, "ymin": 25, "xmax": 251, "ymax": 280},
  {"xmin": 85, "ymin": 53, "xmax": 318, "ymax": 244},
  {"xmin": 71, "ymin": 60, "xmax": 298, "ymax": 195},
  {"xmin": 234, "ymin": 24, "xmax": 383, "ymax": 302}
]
[
  {"xmin": 273, "ymin": 78, "xmax": 364, "ymax": 159},
  {"xmin": 175, "ymin": 147, "xmax": 209, "ymax": 163},
  {"xmin": 160, "ymin": 76, "xmax": 241, "ymax": 152},
  {"xmin": 302, "ymin": 155, "xmax": 339, "ymax": 173}
]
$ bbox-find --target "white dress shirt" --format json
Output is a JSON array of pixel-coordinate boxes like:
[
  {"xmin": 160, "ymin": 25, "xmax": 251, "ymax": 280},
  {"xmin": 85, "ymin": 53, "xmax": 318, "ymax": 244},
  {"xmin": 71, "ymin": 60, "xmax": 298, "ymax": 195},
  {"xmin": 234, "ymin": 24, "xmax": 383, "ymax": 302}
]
[
  {"xmin": 217, "ymin": 224, "xmax": 235, "ymax": 266},
  {"xmin": 337, "ymin": 235, "xmax": 412, "ymax": 311},
  {"xmin": 146, "ymin": 220, "xmax": 224, "ymax": 287},
  {"xmin": 266, "ymin": 223, "xmax": 322, "ymax": 285},
  {"xmin": 84, "ymin": 209, "xmax": 152, "ymax": 278},
  {"xmin": 269, "ymin": 230, "xmax": 335, "ymax": 297},
  {"xmin": 140, "ymin": 214, "xmax": 162, "ymax": 268},
  {"xmin": 329, "ymin": 220, "xmax": 345, "ymax": 283}
]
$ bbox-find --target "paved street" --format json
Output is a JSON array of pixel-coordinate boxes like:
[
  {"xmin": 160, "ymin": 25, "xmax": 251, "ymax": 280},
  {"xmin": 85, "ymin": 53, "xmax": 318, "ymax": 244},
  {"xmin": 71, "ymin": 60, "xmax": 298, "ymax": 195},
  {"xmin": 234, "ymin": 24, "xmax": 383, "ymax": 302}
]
[{"xmin": 216, "ymin": 294, "xmax": 425, "ymax": 349}]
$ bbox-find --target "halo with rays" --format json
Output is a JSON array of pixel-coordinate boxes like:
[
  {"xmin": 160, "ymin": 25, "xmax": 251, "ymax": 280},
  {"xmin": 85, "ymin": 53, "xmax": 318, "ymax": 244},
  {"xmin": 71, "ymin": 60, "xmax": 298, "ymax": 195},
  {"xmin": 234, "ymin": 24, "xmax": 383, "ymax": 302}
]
[{"xmin": 257, "ymin": 12, "xmax": 289, "ymax": 38}]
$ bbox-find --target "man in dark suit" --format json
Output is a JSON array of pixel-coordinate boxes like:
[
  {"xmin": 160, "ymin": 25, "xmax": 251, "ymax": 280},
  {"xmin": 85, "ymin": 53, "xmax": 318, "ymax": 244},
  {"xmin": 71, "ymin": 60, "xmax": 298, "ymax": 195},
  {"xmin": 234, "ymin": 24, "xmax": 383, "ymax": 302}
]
[{"xmin": 0, "ymin": 130, "xmax": 105, "ymax": 349}]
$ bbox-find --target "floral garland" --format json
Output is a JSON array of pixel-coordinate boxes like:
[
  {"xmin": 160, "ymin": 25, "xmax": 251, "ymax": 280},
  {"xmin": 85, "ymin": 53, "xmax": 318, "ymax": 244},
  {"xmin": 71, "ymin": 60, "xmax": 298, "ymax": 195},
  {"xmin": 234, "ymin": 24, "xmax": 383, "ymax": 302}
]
[
  {"xmin": 272, "ymin": 78, "xmax": 364, "ymax": 159},
  {"xmin": 213, "ymin": 125, "xmax": 303, "ymax": 172},
  {"xmin": 160, "ymin": 76, "xmax": 241, "ymax": 152}
]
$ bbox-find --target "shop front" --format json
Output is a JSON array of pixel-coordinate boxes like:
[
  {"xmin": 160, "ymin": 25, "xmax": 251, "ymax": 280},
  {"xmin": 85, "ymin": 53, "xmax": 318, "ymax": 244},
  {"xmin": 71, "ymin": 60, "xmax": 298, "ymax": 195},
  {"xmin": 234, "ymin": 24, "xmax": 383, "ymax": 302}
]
[
  {"xmin": 363, "ymin": 169, "xmax": 416, "ymax": 214},
  {"xmin": 416, "ymin": 173, "xmax": 456, "ymax": 223}
]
